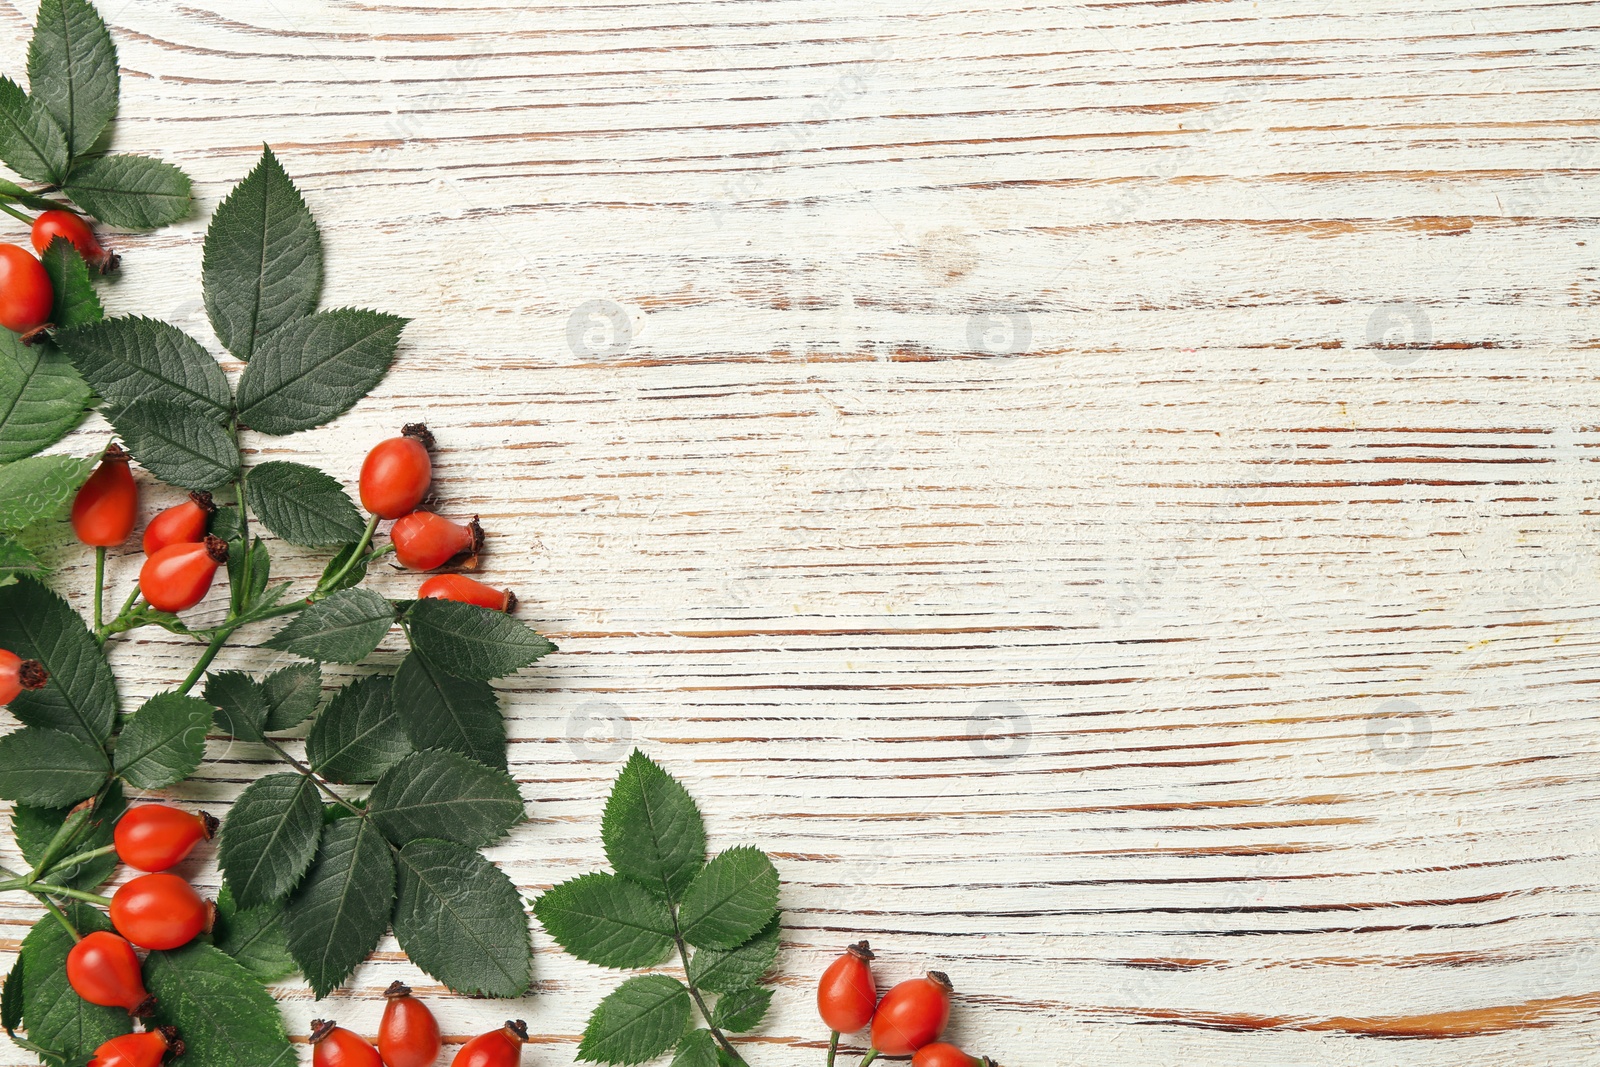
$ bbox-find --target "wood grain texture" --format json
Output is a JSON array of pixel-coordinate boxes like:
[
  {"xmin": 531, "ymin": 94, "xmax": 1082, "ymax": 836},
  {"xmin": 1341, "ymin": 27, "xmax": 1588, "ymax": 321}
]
[{"xmin": 4, "ymin": 0, "xmax": 1600, "ymax": 1063}]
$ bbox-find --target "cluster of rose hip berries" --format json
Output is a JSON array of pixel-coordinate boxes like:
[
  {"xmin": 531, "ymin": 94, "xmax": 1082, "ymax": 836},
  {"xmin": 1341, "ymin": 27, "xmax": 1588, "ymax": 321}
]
[
  {"xmin": 0, "ymin": 210, "xmax": 116, "ymax": 341},
  {"xmin": 309, "ymin": 1007, "xmax": 529, "ymax": 1067},
  {"xmin": 61, "ymin": 423, "xmax": 514, "ymax": 617},
  {"xmin": 818, "ymin": 943, "xmax": 998, "ymax": 1067}
]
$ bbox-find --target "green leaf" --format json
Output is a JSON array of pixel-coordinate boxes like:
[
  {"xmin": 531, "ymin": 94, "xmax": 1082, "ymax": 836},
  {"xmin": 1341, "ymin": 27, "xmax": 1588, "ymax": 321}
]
[
  {"xmin": 13, "ymin": 780, "xmax": 124, "ymax": 891},
  {"xmin": 210, "ymin": 504, "xmax": 243, "ymax": 544},
  {"xmin": 0, "ymin": 576, "xmax": 117, "ymax": 743},
  {"xmin": 213, "ymin": 885, "xmax": 298, "ymax": 984},
  {"xmin": 218, "ymin": 772, "xmax": 322, "ymax": 908},
  {"xmin": 305, "ymin": 674, "xmax": 411, "ymax": 784},
  {"xmin": 244, "ymin": 460, "xmax": 365, "ymax": 546},
  {"xmin": 318, "ymin": 541, "xmax": 371, "ymax": 595},
  {"xmin": 283, "ymin": 815, "xmax": 393, "ymax": 998},
  {"xmin": 40, "ymin": 237, "xmax": 102, "ymax": 328},
  {"xmin": 406, "ymin": 597, "xmax": 557, "ymax": 681},
  {"xmin": 235, "ymin": 309, "xmax": 407, "ymax": 435},
  {"xmin": 602, "ymin": 750, "xmax": 705, "ymax": 902},
  {"xmin": 57, "ymin": 316, "xmax": 230, "ymax": 421},
  {"xmin": 677, "ymin": 847, "xmax": 779, "ymax": 951},
  {"xmin": 264, "ymin": 587, "xmax": 393, "ymax": 663},
  {"xmin": 262, "ymin": 661, "xmax": 320, "ymax": 731},
  {"xmin": 0, "ymin": 76, "xmax": 67, "ymax": 184},
  {"xmin": 203, "ymin": 145, "xmax": 322, "ymax": 362},
  {"xmin": 368, "ymin": 749, "xmax": 522, "ymax": 847},
  {"xmin": 0, "ymin": 454, "xmax": 92, "ymax": 532},
  {"xmin": 708, "ymin": 986, "xmax": 771, "ymax": 1034},
  {"xmin": 144, "ymin": 942, "xmax": 294, "ymax": 1067},
  {"xmin": 392, "ymin": 838, "xmax": 531, "ymax": 997},
  {"xmin": 392, "ymin": 652, "xmax": 505, "ymax": 770},
  {"xmin": 111, "ymin": 398, "xmax": 239, "ymax": 491},
  {"xmin": 670, "ymin": 1029, "xmax": 719, "ymax": 1067},
  {"xmin": 204, "ymin": 670, "xmax": 267, "ymax": 742},
  {"xmin": 21, "ymin": 903, "xmax": 129, "ymax": 1062},
  {"xmin": 226, "ymin": 536, "xmax": 271, "ymax": 616},
  {"xmin": 686, "ymin": 915, "xmax": 779, "ymax": 994},
  {"xmin": 2, "ymin": 953, "xmax": 22, "ymax": 1036},
  {"xmin": 65, "ymin": 154, "xmax": 192, "ymax": 230},
  {"xmin": 27, "ymin": 0, "xmax": 118, "ymax": 158},
  {"xmin": 112, "ymin": 691, "xmax": 210, "ymax": 789},
  {"xmin": 0, "ymin": 331, "xmax": 91, "ymax": 462},
  {"xmin": 0, "ymin": 533, "xmax": 44, "ymax": 580},
  {"xmin": 533, "ymin": 872, "xmax": 673, "ymax": 970},
  {"xmin": 0, "ymin": 726, "xmax": 106, "ymax": 805},
  {"xmin": 0, "ymin": 176, "xmax": 69, "ymax": 212},
  {"xmin": 578, "ymin": 975, "xmax": 692, "ymax": 1065}
]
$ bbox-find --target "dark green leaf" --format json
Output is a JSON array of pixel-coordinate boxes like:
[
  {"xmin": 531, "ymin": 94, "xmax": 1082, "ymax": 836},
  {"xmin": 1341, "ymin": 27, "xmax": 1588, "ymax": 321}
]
[
  {"xmin": 203, "ymin": 145, "xmax": 322, "ymax": 362},
  {"xmin": 12, "ymin": 780, "xmax": 123, "ymax": 891},
  {"xmin": 218, "ymin": 772, "xmax": 322, "ymax": 908},
  {"xmin": 213, "ymin": 885, "xmax": 298, "ymax": 984},
  {"xmin": 144, "ymin": 942, "xmax": 294, "ymax": 1067},
  {"xmin": 0, "ymin": 726, "xmax": 106, "ymax": 805},
  {"xmin": 533, "ymin": 872, "xmax": 673, "ymax": 970},
  {"xmin": 0, "ymin": 331, "xmax": 91, "ymax": 462},
  {"xmin": 57, "ymin": 316, "xmax": 230, "ymax": 421},
  {"xmin": 392, "ymin": 837, "xmax": 531, "ymax": 997},
  {"xmin": 226, "ymin": 536, "xmax": 271, "ymax": 616},
  {"xmin": 263, "ymin": 587, "xmax": 393, "ymax": 663},
  {"xmin": 670, "ymin": 1029, "xmax": 718, "ymax": 1067},
  {"xmin": 677, "ymin": 847, "xmax": 779, "ymax": 951},
  {"xmin": 406, "ymin": 597, "xmax": 556, "ymax": 681},
  {"xmin": 305, "ymin": 674, "xmax": 410, "ymax": 784},
  {"xmin": 0, "ymin": 454, "xmax": 92, "ymax": 531},
  {"xmin": 2, "ymin": 953, "xmax": 22, "ymax": 1035},
  {"xmin": 111, "ymin": 398, "xmax": 239, "ymax": 491},
  {"xmin": 40, "ymin": 237, "xmax": 102, "ymax": 328},
  {"xmin": 235, "ymin": 309, "xmax": 407, "ymax": 435},
  {"xmin": 708, "ymin": 987, "xmax": 771, "ymax": 1034},
  {"xmin": 578, "ymin": 975, "xmax": 692, "ymax": 1065},
  {"xmin": 210, "ymin": 504, "xmax": 243, "ymax": 544},
  {"xmin": 0, "ymin": 533, "xmax": 44, "ymax": 579},
  {"xmin": 262, "ymin": 661, "xmax": 320, "ymax": 731},
  {"xmin": 20, "ymin": 903, "xmax": 129, "ymax": 1062},
  {"xmin": 244, "ymin": 460, "xmax": 365, "ymax": 546},
  {"xmin": 204, "ymin": 670, "xmax": 267, "ymax": 742},
  {"xmin": 393, "ymin": 652, "xmax": 505, "ymax": 769},
  {"xmin": 0, "ymin": 177, "xmax": 69, "ymax": 212},
  {"xmin": 113, "ymin": 691, "xmax": 210, "ymax": 789},
  {"xmin": 686, "ymin": 915, "xmax": 779, "ymax": 994},
  {"xmin": 283, "ymin": 815, "xmax": 393, "ymax": 998},
  {"xmin": 602, "ymin": 750, "xmax": 705, "ymax": 902},
  {"xmin": 27, "ymin": 0, "xmax": 118, "ymax": 157},
  {"xmin": 0, "ymin": 76, "xmax": 67, "ymax": 184},
  {"xmin": 318, "ymin": 541, "xmax": 371, "ymax": 594},
  {"xmin": 65, "ymin": 154, "xmax": 192, "ymax": 230},
  {"xmin": 368, "ymin": 749, "xmax": 522, "ymax": 847},
  {"xmin": 0, "ymin": 577, "xmax": 117, "ymax": 743}
]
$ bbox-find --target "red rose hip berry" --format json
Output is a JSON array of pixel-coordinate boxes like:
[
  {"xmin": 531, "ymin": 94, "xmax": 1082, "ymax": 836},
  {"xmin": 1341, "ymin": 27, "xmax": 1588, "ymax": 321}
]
[
  {"xmin": 110, "ymin": 873, "xmax": 211, "ymax": 950},
  {"xmin": 71, "ymin": 445, "xmax": 139, "ymax": 547},
  {"xmin": 391, "ymin": 511, "xmax": 482, "ymax": 570},
  {"xmin": 0, "ymin": 648, "xmax": 48, "ymax": 705},
  {"xmin": 0, "ymin": 242, "xmax": 53, "ymax": 336},
  {"xmin": 139, "ymin": 536, "xmax": 228, "ymax": 613},
  {"xmin": 66, "ymin": 931, "xmax": 156, "ymax": 1015},
  {"xmin": 114, "ymin": 804, "xmax": 217, "ymax": 872},
  {"xmin": 378, "ymin": 981, "xmax": 442, "ymax": 1067},
  {"xmin": 451, "ymin": 1020, "xmax": 527, "ymax": 1067},
  {"xmin": 87, "ymin": 1027, "xmax": 183, "ymax": 1067},
  {"xmin": 913, "ymin": 1044, "xmax": 994, "ymax": 1067},
  {"xmin": 32, "ymin": 210, "xmax": 115, "ymax": 272},
  {"xmin": 867, "ymin": 972, "xmax": 953, "ymax": 1058},
  {"xmin": 142, "ymin": 491, "xmax": 215, "ymax": 555},
  {"xmin": 360, "ymin": 423, "xmax": 433, "ymax": 519},
  {"xmin": 418, "ymin": 574, "xmax": 515, "ymax": 612},
  {"xmin": 311, "ymin": 1020, "xmax": 383, "ymax": 1067},
  {"xmin": 818, "ymin": 940, "xmax": 877, "ymax": 1034}
]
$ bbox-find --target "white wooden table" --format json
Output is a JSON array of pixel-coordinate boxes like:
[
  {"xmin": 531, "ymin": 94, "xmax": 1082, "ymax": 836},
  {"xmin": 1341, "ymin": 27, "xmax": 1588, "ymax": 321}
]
[{"xmin": 4, "ymin": 1, "xmax": 1600, "ymax": 1064}]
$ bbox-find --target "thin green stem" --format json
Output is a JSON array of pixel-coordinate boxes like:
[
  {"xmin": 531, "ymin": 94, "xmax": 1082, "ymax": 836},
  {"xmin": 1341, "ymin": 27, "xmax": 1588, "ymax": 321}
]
[
  {"xmin": 35, "ymin": 896, "xmax": 79, "ymax": 941},
  {"xmin": 39, "ymin": 843, "xmax": 116, "ymax": 877},
  {"xmin": 0, "ymin": 200, "xmax": 33, "ymax": 225},
  {"xmin": 31, "ymin": 883, "xmax": 112, "ymax": 907},
  {"xmin": 260, "ymin": 736, "xmax": 364, "ymax": 816},
  {"xmin": 93, "ymin": 547, "xmax": 105, "ymax": 631},
  {"xmin": 177, "ymin": 624, "xmax": 235, "ymax": 696},
  {"xmin": 827, "ymin": 1031, "xmax": 839, "ymax": 1067},
  {"xmin": 319, "ymin": 513, "xmax": 380, "ymax": 594},
  {"xmin": 672, "ymin": 929, "xmax": 747, "ymax": 1064},
  {"xmin": 859, "ymin": 1051, "xmax": 879, "ymax": 1067}
]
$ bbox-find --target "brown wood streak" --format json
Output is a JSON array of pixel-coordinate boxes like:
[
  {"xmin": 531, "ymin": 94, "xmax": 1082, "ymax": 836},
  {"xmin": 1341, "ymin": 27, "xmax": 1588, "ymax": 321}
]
[{"xmin": 1108, "ymin": 991, "xmax": 1600, "ymax": 1038}]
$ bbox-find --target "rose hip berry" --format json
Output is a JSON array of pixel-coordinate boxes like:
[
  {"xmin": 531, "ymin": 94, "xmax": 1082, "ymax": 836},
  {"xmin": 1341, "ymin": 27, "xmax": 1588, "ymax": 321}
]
[
  {"xmin": 391, "ymin": 511, "xmax": 482, "ymax": 570},
  {"xmin": 360, "ymin": 423, "xmax": 433, "ymax": 519},
  {"xmin": 72, "ymin": 445, "xmax": 139, "ymax": 547},
  {"xmin": 818, "ymin": 940, "xmax": 877, "ymax": 1034},
  {"xmin": 418, "ymin": 574, "xmax": 515, "ymax": 612},
  {"xmin": 66, "ymin": 930, "xmax": 156, "ymax": 1015},
  {"xmin": 0, "ymin": 242, "xmax": 53, "ymax": 336},
  {"xmin": 139, "ymin": 535, "xmax": 228, "ymax": 613},
  {"xmin": 110, "ymin": 873, "xmax": 211, "ymax": 950},
  {"xmin": 311, "ymin": 1020, "xmax": 383, "ymax": 1067},
  {"xmin": 87, "ymin": 1027, "xmax": 183, "ymax": 1067},
  {"xmin": 142, "ymin": 491, "xmax": 216, "ymax": 555},
  {"xmin": 378, "ymin": 980, "xmax": 442, "ymax": 1067},
  {"xmin": 451, "ymin": 1020, "xmax": 527, "ymax": 1067},
  {"xmin": 913, "ymin": 1044, "xmax": 994, "ymax": 1067},
  {"xmin": 114, "ymin": 804, "xmax": 217, "ymax": 872},
  {"xmin": 31, "ymin": 209, "xmax": 116, "ymax": 272},
  {"xmin": 0, "ymin": 648, "xmax": 47, "ymax": 705},
  {"xmin": 866, "ymin": 972, "xmax": 953, "ymax": 1059}
]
